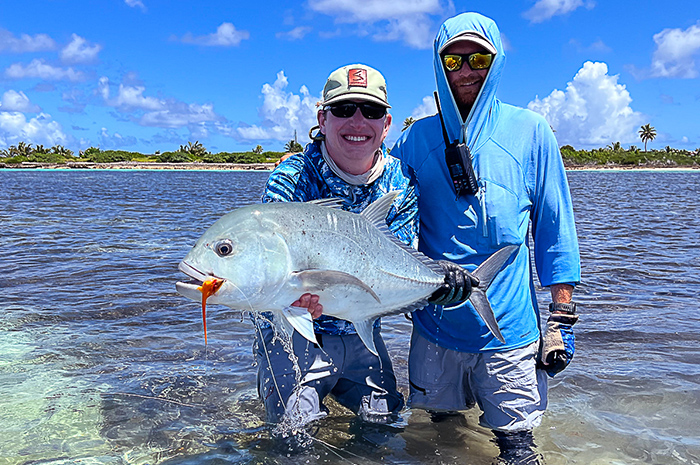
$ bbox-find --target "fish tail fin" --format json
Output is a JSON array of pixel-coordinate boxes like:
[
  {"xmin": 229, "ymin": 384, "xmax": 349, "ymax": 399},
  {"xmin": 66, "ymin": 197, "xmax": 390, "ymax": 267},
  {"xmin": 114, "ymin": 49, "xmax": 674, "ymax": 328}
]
[{"xmin": 469, "ymin": 244, "xmax": 519, "ymax": 344}]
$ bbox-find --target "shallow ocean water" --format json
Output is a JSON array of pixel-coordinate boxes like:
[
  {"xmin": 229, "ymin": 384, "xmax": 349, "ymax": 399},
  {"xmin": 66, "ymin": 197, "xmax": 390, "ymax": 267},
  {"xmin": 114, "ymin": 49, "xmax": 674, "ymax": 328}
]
[{"xmin": 1, "ymin": 169, "xmax": 698, "ymax": 464}]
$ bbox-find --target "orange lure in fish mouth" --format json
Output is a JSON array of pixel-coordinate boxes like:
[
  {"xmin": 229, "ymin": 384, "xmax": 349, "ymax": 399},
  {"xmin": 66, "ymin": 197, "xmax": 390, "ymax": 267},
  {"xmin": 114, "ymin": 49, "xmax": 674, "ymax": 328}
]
[{"xmin": 197, "ymin": 278, "xmax": 223, "ymax": 344}]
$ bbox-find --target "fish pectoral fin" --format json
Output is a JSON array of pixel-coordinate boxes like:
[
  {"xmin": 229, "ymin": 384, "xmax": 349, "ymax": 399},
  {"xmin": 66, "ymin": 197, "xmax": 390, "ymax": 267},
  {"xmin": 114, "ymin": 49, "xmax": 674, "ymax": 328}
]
[
  {"xmin": 282, "ymin": 306, "xmax": 318, "ymax": 345},
  {"xmin": 290, "ymin": 270, "xmax": 381, "ymax": 303},
  {"xmin": 353, "ymin": 319, "xmax": 379, "ymax": 357}
]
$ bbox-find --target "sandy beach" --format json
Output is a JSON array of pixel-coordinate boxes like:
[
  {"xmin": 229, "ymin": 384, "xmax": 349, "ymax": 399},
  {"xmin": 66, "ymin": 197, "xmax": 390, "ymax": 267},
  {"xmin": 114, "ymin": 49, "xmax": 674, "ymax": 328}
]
[{"xmin": 0, "ymin": 161, "xmax": 276, "ymax": 171}]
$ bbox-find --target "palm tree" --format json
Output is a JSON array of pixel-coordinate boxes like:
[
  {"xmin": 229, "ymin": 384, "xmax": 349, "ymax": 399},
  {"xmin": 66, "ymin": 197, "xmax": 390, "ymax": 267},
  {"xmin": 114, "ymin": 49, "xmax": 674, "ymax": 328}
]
[
  {"xmin": 180, "ymin": 141, "xmax": 207, "ymax": 157},
  {"xmin": 639, "ymin": 124, "xmax": 656, "ymax": 152},
  {"xmin": 253, "ymin": 145, "xmax": 263, "ymax": 154},
  {"xmin": 16, "ymin": 141, "xmax": 33, "ymax": 157},
  {"xmin": 51, "ymin": 145, "xmax": 73, "ymax": 157},
  {"xmin": 284, "ymin": 140, "xmax": 303, "ymax": 153},
  {"xmin": 605, "ymin": 141, "xmax": 622, "ymax": 152},
  {"xmin": 402, "ymin": 117, "xmax": 415, "ymax": 132}
]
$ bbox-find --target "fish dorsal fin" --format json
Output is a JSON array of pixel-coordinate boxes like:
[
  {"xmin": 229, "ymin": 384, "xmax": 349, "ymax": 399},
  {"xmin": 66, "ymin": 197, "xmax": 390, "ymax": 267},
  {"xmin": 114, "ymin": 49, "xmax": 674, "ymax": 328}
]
[
  {"xmin": 360, "ymin": 191, "xmax": 443, "ymax": 276},
  {"xmin": 290, "ymin": 269, "xmax": 381, "ymax": 303},
  {"xmin": 360, "ymin": 191, "xmax": 401, "ymax": 226},
  {"xmin": 308, "ymin": 197, "xmax": 345, "ymax": 209}
]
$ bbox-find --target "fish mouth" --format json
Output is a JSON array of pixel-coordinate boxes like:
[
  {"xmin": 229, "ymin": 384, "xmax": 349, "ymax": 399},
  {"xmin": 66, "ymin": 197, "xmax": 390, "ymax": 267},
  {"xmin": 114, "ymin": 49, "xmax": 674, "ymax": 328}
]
[{"xmin": 176, "ymin": 261, "xmax": 224, "ymax": 299}]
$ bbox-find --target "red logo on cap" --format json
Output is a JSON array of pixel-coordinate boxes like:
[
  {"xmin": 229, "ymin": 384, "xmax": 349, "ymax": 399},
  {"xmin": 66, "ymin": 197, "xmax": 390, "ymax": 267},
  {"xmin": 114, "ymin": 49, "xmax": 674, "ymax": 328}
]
[{"xmin": 348, "ymin": 68, "xmax": 367, "ymax": 88}]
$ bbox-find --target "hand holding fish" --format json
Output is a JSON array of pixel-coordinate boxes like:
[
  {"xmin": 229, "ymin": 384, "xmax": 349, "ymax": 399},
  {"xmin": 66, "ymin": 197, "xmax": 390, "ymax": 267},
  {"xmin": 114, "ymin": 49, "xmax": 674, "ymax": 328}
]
[
  {"xmin": 429, "ymin": 260, "xmax": 480, "ymax": 306},
  {"xmin": 292, "ymin": 293, "xmax": 324, "ymax": 319}
]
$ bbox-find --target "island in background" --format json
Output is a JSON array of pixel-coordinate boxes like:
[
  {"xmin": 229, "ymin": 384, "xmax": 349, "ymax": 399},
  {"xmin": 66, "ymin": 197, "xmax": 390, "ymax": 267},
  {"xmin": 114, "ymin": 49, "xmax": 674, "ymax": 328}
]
[{"xmin": 1, "ymin": 140, "xmax": 699, "ymax": 170}]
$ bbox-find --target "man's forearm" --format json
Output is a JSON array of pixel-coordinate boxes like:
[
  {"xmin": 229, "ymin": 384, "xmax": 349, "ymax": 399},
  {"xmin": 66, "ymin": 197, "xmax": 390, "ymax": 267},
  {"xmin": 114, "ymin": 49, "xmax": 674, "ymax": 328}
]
[{"xmin": 550, "ymin": 283, "xmax": 574, "ymax": 304}]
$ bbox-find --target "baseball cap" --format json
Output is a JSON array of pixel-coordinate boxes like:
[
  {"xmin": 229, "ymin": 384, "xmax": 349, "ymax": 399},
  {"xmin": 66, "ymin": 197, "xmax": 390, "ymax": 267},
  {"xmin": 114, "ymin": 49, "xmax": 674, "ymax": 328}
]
[
  {"xmin": 439, "ymin": 31, "xmax": 497, "ymax": 55},
  {"xmin": 321, "ymin": 64, "xmax": 390, "ymax": 108}
]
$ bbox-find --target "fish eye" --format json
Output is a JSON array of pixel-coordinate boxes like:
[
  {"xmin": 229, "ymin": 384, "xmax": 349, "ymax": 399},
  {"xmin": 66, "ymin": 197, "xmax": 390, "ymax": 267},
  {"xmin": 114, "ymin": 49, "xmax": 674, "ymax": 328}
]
[{"xmin": 214, "ymin": 240, "xmax": 234, "ymax": 257}]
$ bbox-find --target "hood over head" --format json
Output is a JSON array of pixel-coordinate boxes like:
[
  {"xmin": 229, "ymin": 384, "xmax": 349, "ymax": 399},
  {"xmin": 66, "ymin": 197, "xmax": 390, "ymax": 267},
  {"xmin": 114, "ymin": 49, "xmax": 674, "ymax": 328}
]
[{"xmin": 434, "ymin": 12, "xmax": 505, "ymax": 151}]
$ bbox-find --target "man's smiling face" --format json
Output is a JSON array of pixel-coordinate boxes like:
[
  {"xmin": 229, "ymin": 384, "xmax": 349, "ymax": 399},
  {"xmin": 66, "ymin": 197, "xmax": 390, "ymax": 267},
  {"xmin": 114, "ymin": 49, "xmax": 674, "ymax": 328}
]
[
  {"xmin": 442, "ymin": 41, "xmax": 491, "ymax": 117},
  {"xmin": 318, "ymin": 100, "xmax": 391, "ymax": 175}
]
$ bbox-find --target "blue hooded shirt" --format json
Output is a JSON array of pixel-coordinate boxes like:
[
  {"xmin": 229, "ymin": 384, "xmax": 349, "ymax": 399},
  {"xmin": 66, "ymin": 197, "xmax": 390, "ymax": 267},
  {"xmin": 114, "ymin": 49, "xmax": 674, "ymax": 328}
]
[{"xmin": 392, "ymin": 12, "xmax": 581, "ymax": 352}]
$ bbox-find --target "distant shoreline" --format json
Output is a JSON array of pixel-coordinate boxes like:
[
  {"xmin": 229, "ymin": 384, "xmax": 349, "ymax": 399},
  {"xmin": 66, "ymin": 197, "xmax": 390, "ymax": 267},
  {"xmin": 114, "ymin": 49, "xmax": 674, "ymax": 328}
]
[
  {"xmin": 1, "ymin": 161, "xmax": 698, "ymax": 171},
  {"xmin": 564, "ymin": 164, "xmax": 699, "ymax": 171},
  {"xmin": 0, "ymin": 161, "xmax": 276, "ymax": 171}
]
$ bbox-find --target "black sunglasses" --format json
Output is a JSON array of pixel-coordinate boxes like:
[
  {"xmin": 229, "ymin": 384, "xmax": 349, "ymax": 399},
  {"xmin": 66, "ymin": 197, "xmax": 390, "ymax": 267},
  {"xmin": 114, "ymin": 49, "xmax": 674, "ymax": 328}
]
[
  {"xmin": 442, "ymin": 52, "xmax": 494, "ymax": 72},
  {"xmin": 324, "ymin": 102, "xmax": 387, "ymax": 120}
]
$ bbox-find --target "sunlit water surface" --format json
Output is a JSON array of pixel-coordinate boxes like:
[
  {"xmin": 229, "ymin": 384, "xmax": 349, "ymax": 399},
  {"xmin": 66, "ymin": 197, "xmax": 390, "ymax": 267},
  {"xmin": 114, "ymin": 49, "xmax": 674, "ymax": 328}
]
[{"xmin": 1, "ymin": 169, "xmax": 698, "ymax": 465}]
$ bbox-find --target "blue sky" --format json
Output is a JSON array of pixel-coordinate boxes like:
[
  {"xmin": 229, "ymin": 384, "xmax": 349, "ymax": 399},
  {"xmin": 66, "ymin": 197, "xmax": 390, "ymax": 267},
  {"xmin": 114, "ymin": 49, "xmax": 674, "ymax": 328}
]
[{"xmin": 1, "ymin": 0, "xmax": 698, "ymax": 154}]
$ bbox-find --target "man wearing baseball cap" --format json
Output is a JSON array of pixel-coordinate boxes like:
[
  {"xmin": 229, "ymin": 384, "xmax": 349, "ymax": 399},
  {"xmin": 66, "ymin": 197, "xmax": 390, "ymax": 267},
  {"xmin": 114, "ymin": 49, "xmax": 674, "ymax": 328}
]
[
  {"xmin": 392, "ymin": 12, "xmax": 581, "ymax": 463},
  {"xmin": 254, "ymin": 64, "xmax": 416, "ymax": 437}
]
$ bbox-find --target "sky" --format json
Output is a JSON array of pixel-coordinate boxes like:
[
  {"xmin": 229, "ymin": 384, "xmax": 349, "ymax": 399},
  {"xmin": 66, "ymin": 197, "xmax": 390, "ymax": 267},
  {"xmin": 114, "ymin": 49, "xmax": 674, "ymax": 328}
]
[{"xmin": 1, "ymin": 0, "xmax": 699, "ymax": 155}]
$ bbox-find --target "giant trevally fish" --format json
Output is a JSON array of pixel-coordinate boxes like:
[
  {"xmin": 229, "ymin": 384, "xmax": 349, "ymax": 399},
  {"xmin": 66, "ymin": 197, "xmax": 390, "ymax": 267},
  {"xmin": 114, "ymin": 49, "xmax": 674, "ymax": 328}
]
[{"xmin": 176, "ymin": 192, "xmax": 516, "ymax": 355}]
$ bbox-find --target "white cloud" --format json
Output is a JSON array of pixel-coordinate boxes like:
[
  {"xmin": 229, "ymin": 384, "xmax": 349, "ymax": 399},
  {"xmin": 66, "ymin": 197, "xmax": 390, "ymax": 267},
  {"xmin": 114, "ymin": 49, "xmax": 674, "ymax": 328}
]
[
  {"xmin": 61, "ymin": 34, "xmax": 102, "ymax": 64},
  {"xmin": 0, "ymin": 29, "xmax": 56, "ymax": 53},
  {"xmin": 0, "ymin": 90, "xmax": 41, "ymax": 112},
  {"xmin": 139, "ymin": 102, "xmax": 219, "ymax": 128},
  {"xmin": 276, "ymin": 26, "xmax": 313, "ymax": 41},
  {"xmin": 308, "ymin": 0, "xmax": 445, "ymax": 49},
  {"xmin": 98, "ymin": 76, "xmax": 222, "ymax": 130},
  {"xmin": 99, "ymin": 77, "xmax": 163, "ymax": 110},
  {"xmin": 411, "ymin": 95, "xmax": 437, "ymax": 119},
  {"xmin": 5, "ymin": 59, "xmax": 84, "ymax": 81},
  {"xmin": 99, "ymin": 127, "xmax": 137, "ymax": 148},
  {"xmin": 650, "ymin": 21, "xmax": 700, "ymax": 78},
  {"xmin": 0, "ymin": 112, "xmax": 69, "ymax": 148},
  {"xmin": 527, "ymin": 61, "xmax": 644, "ymax": 147},
  {"xmin": 236, "ymin": 70, "xmax": 319, "ymax": 143},
  {"xmin": 523, "ymin": 0, "xmax": 595, "ymax": 24},
  {"xmin": 124, "ymin": 0, "xmax": 146, "ymax": 11},
  {"xmin": 180, "ymin": 22, "xmax": 250, "ymax": 47}
]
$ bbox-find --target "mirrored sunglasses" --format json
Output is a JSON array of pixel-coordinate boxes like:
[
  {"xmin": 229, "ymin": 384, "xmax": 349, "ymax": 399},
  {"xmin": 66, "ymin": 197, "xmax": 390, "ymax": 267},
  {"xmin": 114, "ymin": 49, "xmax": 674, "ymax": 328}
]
[
  {"xmin": 324, "ymin": 102, "xmax": 387, "ymax": 120},
  {"xmin": 442, "ymin": 52, "xmax": 494, "ymax": 72}
]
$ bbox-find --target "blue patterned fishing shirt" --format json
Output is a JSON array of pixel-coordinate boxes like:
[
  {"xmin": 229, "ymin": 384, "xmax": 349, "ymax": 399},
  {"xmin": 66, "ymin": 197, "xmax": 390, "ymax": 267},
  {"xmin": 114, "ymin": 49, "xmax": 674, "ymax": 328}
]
[{"xmin": 260, "ymin": 140, "xmax": 419, "ymax": 335}]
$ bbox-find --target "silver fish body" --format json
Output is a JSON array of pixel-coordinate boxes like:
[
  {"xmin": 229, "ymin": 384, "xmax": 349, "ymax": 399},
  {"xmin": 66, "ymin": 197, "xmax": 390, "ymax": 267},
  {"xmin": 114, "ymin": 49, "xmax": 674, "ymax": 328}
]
[{"xmin": 176, "ymin": 192, "xmax": 513, "ymax": 354}]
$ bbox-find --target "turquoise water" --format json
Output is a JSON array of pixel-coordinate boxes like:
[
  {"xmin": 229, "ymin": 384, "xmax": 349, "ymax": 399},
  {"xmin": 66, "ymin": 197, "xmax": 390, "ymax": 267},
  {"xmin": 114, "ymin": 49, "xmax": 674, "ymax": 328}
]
[{"xmin": 1, "ymin": 169, "xmax": 699, "ymax": 464}]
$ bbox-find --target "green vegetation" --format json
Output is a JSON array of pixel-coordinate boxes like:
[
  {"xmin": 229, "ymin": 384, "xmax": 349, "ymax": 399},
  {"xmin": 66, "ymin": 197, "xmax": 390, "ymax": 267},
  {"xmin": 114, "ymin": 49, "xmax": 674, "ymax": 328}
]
[
  {"xmin": 0, "ymin": 141, "xmax": 286, "ymax": 165},
  {"xmin": 559, "ymin": 124, "xmax": 697, "ymax": 168},
  {"xmin": 284, "ymin": 139, "xmax": 303, "ymax": 153},
  {"xmin": 402, "ymin": 117, "xmax": 416, "ymax": 131},
  {"xmin": 82, "ymin": 147, "xmax": 142, "ymax": 163},
  {"xmin": 0, "ymin": 142, "xmax": 74, "ymax": 164},
  {"xmin": 560, "ymin": 144, "xmax": 699, "ymax": 168}
]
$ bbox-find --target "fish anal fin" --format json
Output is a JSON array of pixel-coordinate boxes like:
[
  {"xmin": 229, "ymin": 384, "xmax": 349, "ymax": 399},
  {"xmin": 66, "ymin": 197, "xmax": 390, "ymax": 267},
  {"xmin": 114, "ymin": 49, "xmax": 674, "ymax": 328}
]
[
  {"xmin": 290, "ymin": 270, "xmax": 381, "ymax": 303},
  {"xmin": 353, "ymin": 319, "xmax": 378, "ymax": 356}
]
